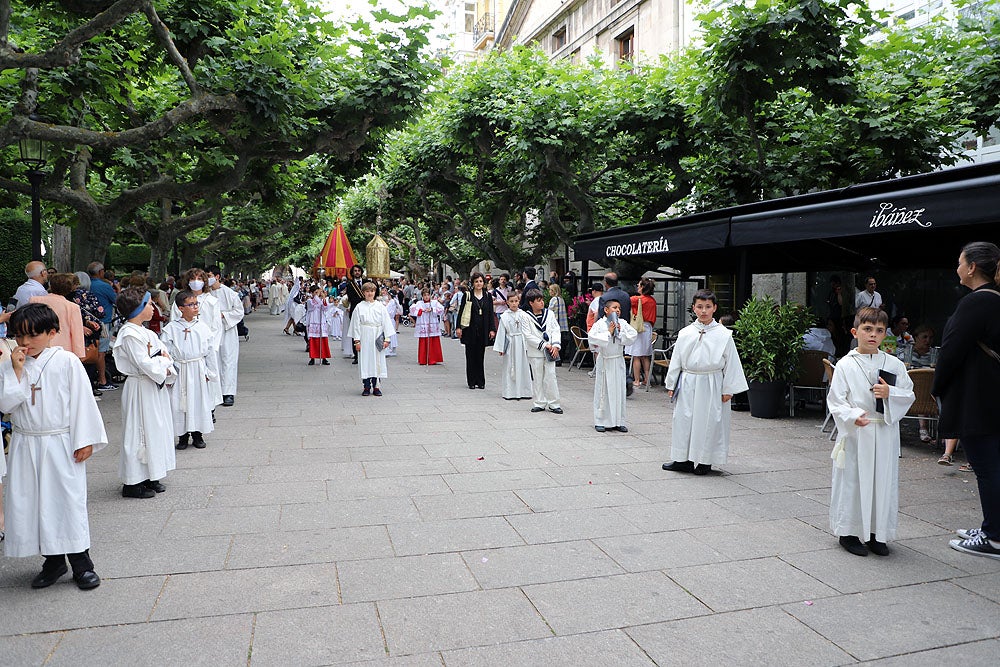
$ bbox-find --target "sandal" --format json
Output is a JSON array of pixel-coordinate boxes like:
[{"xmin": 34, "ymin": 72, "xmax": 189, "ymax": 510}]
[
  {"xmin": 938, "ymin": 454, "xmax": 953, "ymax": 466},
  {"xmin": 958, "ymin": 463, "xmax": 974, "ymax": 473}
]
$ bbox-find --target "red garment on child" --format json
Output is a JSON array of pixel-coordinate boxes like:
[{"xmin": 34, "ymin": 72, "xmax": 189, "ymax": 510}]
[
  {"xmin": 309, "ymin": 336, "xmax": 331, "ymax": 359},
  {"xmin": 417, "ymin": 336, "xmax": 443, "ymax": 365}
]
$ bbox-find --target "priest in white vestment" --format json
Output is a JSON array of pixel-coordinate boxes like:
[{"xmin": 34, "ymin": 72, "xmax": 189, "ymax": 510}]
[
  {"xmin": 113, "ymin": 289, "xmax": 176, "ymax": 497},
  {"xmin": 347, "ymin": 282, "xmax": 396, "ymax": 396},
  {"xmin": 588, "ymin": 301, "xmax": 638, "ymax": 431},
  {"xmin": 664, "ymin": 292, "xmax": 748, "ymax": 474},
  {"xmin": 492, "ymin": 293, "xmax": 533, "ymax": 400},
  {"xmin": 828, "ymin": 309, "xmax": 914, "ymax": 555},
  {"xmin": 268, "ymin": 280, "xmax": 288, "ymax": 315}
]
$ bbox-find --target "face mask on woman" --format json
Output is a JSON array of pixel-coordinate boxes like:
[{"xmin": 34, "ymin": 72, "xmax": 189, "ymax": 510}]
[{"xmin": 189, "ymin": 279, "xmax": 205, "ymax": 291}]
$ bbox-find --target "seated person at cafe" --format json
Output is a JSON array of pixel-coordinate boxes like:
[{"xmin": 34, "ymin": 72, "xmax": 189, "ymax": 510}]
[
  {"xmin": 889, "ymin": 315, "xmax": 913, "ymax": 345},
  {"xmin": 909, "ymin": 325, "xmax": 935, "ymax": 368},
  {"xmin": 803, "ymin": 317, "xmax": 837, "ymax": 358}
]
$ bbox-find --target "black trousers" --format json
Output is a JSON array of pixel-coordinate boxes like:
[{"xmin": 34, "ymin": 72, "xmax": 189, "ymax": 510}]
[
  {"xmin": 362, "ymin": 376, "xmax": 379, "ymax": 389},
  {"xmin": 964, "ymin": 434, "xmax": 1000, "ymax": 541},
  {"xmin": 42, "ymin": 550, "xmax": 94, "ymax": 575},
  {"xmin": 464, "ymin": 342, "xmax": 487, "ymax": 388}
]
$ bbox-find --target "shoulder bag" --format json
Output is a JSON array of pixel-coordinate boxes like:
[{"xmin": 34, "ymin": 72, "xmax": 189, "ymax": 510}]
[{"xmin": 629, "ymin": 296, "xmax": 645, "ymax": 334}]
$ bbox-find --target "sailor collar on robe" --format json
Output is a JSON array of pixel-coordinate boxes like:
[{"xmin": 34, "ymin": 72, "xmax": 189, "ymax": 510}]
[{"xmin": 529, "ymin": 308, "xmax": 551, "ymax": 331}]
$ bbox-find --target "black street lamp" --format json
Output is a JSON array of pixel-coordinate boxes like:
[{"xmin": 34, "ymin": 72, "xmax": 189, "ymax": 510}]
[{"xmin": 18, "ymin": 124, "xmax": 49, "ymax": 262}]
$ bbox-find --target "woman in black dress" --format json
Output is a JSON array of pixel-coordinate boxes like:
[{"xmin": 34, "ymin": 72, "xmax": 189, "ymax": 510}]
[{"xmin": 456, "ymin": 272, "xmax": 497, "ymax": 389}]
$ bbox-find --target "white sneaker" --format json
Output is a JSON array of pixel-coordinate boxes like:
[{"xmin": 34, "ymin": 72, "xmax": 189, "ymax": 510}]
[{"xmin": 919, "ymin": 429, "xmax": 931, "ymax": 443}]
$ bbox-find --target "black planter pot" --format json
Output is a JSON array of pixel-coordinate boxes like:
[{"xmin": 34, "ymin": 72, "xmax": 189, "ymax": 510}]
[{"xmin": 747, "ymin": 380, "xmax": 785, "ymax": 419}]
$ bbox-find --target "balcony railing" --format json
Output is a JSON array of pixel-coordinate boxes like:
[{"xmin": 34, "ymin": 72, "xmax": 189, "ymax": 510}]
[{"xmin": 473, "ymin": 12, "xmax": 494, "ymax": 45}]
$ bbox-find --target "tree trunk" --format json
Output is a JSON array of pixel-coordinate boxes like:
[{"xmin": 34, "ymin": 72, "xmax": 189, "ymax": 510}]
[
  {"xmin": 71, "ymin": 212, "xmax": 117, "ymax": 270},
  {"xmin": 51, "ymin": 223, "xmax": 72, "ymax": 272}
]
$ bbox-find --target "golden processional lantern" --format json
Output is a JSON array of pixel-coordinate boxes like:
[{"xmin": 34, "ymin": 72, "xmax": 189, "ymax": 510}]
[{"xmin": 365, "ymin": 233, "xmax": 391, "ymax": 279}]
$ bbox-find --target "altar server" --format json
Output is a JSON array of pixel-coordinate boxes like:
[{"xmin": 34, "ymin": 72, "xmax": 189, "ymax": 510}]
[
  {"xmin": 663, "ymin": 290, "xmax": 748, "ymax": 475},
  {"xmin": 410, "ymin": 288, "xmax": 445, "ymax": 365},
  {"xmin": 492, "ymin": 291, "xmax": 532, "ymax": 400},
  {"xmin": 305, "ymin": 285, "xmax": 332, "ymax": 365},
  {"xmin": 347, "ymin": 282, "xmax": 396, "ymax": 396},
  {"xmin": 828, "ymin": 307, "xmax": 914, "ymax": 557},
  {"xmin": 0, "ymin": 304, "xmax": 107, "ymax": 589},
  {"xmin": 588, "ymin": 299, "xmax": 637, "ymax": 432},
  {"xmin": 207, "ymin": 266, "xmax": 242, "ymax": 406},
  {"xmin": 161, "ymin": 289, "xmax": 218, "ymax": 450},
  {"xmin": 171, "ymin": 268, "xmax": 223, "ymax": 407}
]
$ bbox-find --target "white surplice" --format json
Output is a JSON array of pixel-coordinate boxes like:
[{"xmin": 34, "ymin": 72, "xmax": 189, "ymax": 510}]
[
  {"xmin": 493, "ymin": 309, "xmax": 533, "ymax": 399},
  {"xmin": 112, "ymin": 323, "xmax": 176, "ymax": 485},
  {"xmin": 0, "ymin": 347, "xmax": 108, "ymax": 557},
  {"xmin": 213, "ymin": 284, "xmax": 243, "ymax": 396},
  {"xmin": 589, "ymin": 316, "xmax": 638, "ymax": 428},
  {"xmin": 828, "ymin": 350, "xmax": 914, "ymax": 543},
  {"xmin": 664, "ymin": 320, "xmax": 749, "ymax": 466},
  {"xmin": 384, "ymin": 298, "xmax": 400, "ymax": 354},
  {"xmin": 347, "ymin": 300, "xmax": 395, "ymax": 379},
  {"xmin": 161, "ymin": 317, "xmax": 219, "ymax": 436},
  {"xmin": 326, "ymin": 304, "xmax": 344, "ymax": 339},
  {"xmin": 305, "ymin": 296, "xmax": 330, "ymax": 338},
  {"xmin": 409, "ymin": 299, "xmax": 444, "ymax": 338}
]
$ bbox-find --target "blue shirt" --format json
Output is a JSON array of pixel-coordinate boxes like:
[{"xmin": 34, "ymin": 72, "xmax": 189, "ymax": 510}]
[{"xmin": 89, "ymin": 278, "xmax": 117, "ymax": 323}]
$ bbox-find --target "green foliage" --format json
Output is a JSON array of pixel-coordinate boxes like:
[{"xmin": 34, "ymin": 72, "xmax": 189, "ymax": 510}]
[
  {"xmin": 0, "ymin": 208, "xmax": 32, "ymax": 303},
  {"xmin": 731, "ymin": 296, "xmax": 814, "ymax": 383},
  {"xmin": 106, "ymin": 243, "xmax": 152, "ymax": 271}
]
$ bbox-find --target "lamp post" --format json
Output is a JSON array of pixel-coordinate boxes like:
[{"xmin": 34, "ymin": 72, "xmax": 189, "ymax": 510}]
[{"xmin": 18, "ymin": 126, "xmax": 49, "ymax": 262}]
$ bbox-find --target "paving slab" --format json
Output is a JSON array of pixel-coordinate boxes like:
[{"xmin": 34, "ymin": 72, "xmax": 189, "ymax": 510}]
[
  {"xmin": 387, "ymin": 516, "xmax": 525, "ymax": 555},
  {"xmin": 505, "ymin": 506, "xmax": 643, "ymax": 544},
  {"xmin": 337, "ymin": 553, "xmax": 480, "ymax": 603},
  {"xmin": 862, "ymin": 638, "xmax": 1000, "ymax": 665},
  {"xmin": 377, "ymin": 589, "xmax": 551, "ymax": 655},
  {"xmin": 411, "ymin": 490, "xmax": 532, "ymax": 521},
  {"xmin": 785, "ymin": 581, "xmax": 1000, "ymax": 661},
  {"xmin": 441, "ymin": 630, "xmax": 655, "ymax": 666},
  {"xmin": 626, "ymin": 607, "xmax": 855, "ymax": 666},
  {"xmin": 593, "ymin": 530, "xmax": 729, "ymax": 572},
  {"xmin": 462, "ymin": 540, "xmax": 624, "ymax": 589},
  {"xmin": 251, "ymin": 604, "xmax": 385, "ymax": 666},
  {"xmin": 48, "ymin": 615, "xmax": 253, "ymax": 666},
  {"xmin": 279, "ymin": 497, "xmax": 420, "ymax": 530},
  {"xmin": 522, "ymin": 571, "xmax": 710, "ymax": 634},
  {"xmin": 228, "ymin": 526, "xmax": 394, "ymax": 568}
]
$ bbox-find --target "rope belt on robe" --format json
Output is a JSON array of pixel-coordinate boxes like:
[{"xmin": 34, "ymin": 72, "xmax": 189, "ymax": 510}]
[
  {"xmin": 172, "ymin": 357, "xmax": 202, "ymax": 412},
  {"xmin": 506, "ymin": 330, "xmax": 524, "ymax": 382},
  {"xmin": 12, "ymin": 426, "xmax": 70, "ymax": 437},
  {"xmin": 122, "ymin": 374, "xmax": 153, "ymax": 464},
  {"xmin": 681, "ymin": 368, "xmax": 722, "ymax": 375}
]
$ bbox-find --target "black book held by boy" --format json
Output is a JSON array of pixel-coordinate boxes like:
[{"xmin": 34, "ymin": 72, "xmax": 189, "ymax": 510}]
[{"xmin": 876, "ymin": 369, "xmax": 896, "ymax": 414}]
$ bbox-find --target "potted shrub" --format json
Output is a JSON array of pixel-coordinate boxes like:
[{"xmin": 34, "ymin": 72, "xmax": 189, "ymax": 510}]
[{"xmin": 731, "ymin": 295, "xmax": 814, "ymax": 418}]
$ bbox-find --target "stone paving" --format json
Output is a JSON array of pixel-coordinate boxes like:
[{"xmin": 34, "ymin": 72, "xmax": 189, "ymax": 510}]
[{"xmin": 2, "ymin": 309, "xmax": 999, "ymax": 666}]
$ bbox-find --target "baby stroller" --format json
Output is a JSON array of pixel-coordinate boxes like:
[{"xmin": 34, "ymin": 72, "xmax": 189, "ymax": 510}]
[{"xmin": 236, "ymin": 318, "xmax": 250, "ymax": 341}]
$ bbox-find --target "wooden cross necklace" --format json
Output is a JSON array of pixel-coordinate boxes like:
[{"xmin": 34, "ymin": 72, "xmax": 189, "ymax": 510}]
[{"xmin": 29, "ymin": 351, "xmax": 57, "ymax": 406}]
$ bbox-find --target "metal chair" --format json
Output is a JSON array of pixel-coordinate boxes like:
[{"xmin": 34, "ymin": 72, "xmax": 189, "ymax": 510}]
[
  {"xmin": 820, "ymin": 357, "xmax": 837, "ymax": 440},
  {"xmin": 902, "ymin": 368, "xmax": 939, "ymax": 443},
  {"xmin": 649, "ymin": 331, "xmax": 674, "ymax": 391},
  {"xmin": 789, "ymin": 350, "xmax": 829, "ymax": 417},
  {"xmin": 568, "ymin": 325, "xmax": 593, "ymax": 371}
]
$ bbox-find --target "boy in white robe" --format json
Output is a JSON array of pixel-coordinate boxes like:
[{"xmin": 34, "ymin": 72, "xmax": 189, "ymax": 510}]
[
  {"xmin": 588, "ymin": 300, "xmax": 638, "ymax": 432},
  {"xmin": 1, "ymin": 303, "xmax": 108, "ymax": 589},
  {"xmin": 305, "ymin": 286, "xmax": 332, "ymax": 365},
  {"xmin": 493, "ymin": 292, "xmax": 533, "ymax": 400},
  {"xmin": 382, "ymin": 290, "xmax": 400, "ymax": 356},
  {"xmin": 347, "ymin": 282, "xmax": 396, "ymax": 396},
  {"xmin": 161, "ymin": 289, "xmax": 218, "ymax": 450},
  {"xmin": 327, "ymin": 300, "xmax": 344, "ymax": 340},
  {"xmin": 828, "ymin": 307, "xmax": 914, "ymax": 557},
  {"xmin": 113, "ymin": 288, "xmax": 176, "ymax": 499},
  {"xmin": 520, "ymin": 289, "xmax": 563, "ymax": 414},
  {"xmin": 170, "ymin": 269, "xmax": 223, "ymax": 407},
  {"xmin": 664, "ymin": 290, "xmax": 749, "ymax": 475},
  {"xmin": 207, "ymin": 267, "xmax": 242, "ymax": 407}
]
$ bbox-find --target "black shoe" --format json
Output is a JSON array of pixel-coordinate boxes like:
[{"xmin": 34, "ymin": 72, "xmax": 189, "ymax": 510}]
[
  {"xmin": 352, "ymin": 359, "xmax": 358, "ymax": 364},
  {"xmin": 176, "ymin": 435, "xmax": 189, "ymax": 450},
  {"xmin": 469, "ymin": 385, "xmax": 476, "ymax": 390},
  {"xmin": 321, "ymin": 359, "xmax": 330, "ymax": 366},
  {"xmin": 373, "ymin": 388, "xmax": 383, "ymax": 397},
  {"xmin": 31, "ymin": 563, "xmax": 68, "ymax": 589},
  {"xmin": 222, "ymin": 395, "xmax": 234, "ymax": 406},
  {"xmin": 626, "ymin": 383, "xmax": 634, "ymax": 397},
  {"xmin": 839, "ymin": 535, "xmax": 869, "ymax": 557},
  {"xmin": 530, "ymin": 407, "xmax": 544, "ymax": 413},
  {"xmin": 867, "ymin": 535, "xmax": 890, "ymax": 556},
  {"xmin": 73, "ymin": 570, "xmax": 101, "ymax": 590},
  {"xmin": 308, "ymin": 359, "xmax": 315, "ymax": 366},
  {"xmin": 595, "ymin": 426, "xmax": 606, "ymax": 432},
  {"xmin": 617, "ymin": 426, "xmax": 629, "ymax": 433},
  {"xmin": 662, "ymin": 461, "xmax": 695, "ymax": 473},
  {"xmin": 362, "ymin": 388, "xmax": 371, "ymax": 396},
  {"xmin": 122, "ymin": 484, "xmax": 155, "ymax": 499},
  {"xmin": 212, "ymin": 410, "xmax": 216, "ymax": 424},
  {"xmin": 693, "ymin": 464, "xmax": 712, "ymax": 476},
  {"xmin": 143, "ymin": 479, "xmax": 166, "ymax": 493},
  {"xmin": 477, "ymin": 385, "xmax": 485, "ymax": 389},
  {"xmin": 92, "ymin": 389, "xmax": 103, "ymax": 397},
  {"xmin": 192, "ymin": 432, "xmax": 206, "ymax": 449},
  {"xmin": 548, "ymin": 407, "xmax": 563, "ymax": 414}
]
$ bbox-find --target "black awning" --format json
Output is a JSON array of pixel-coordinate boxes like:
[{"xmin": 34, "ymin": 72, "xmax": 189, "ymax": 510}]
[
  {"xmin": 572, "ymin": 161, "xmax": 1000, "ymax": 275},
  {"xmin": 730, "ymin": 171, "xmax": 1000, "ymax": 247},
  {"xmin": 573, "ymin": 217, "xmax": 730, "ymax": 264}
]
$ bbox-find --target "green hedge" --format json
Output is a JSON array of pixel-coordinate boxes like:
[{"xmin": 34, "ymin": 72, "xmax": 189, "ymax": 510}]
[
  {"xmin": 0, "ymin": 208, "xmax": 32, "ymax": 305},
  {"xmin": 106, "ymin": 243, "xmax": 151, "ymax": 272}
]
